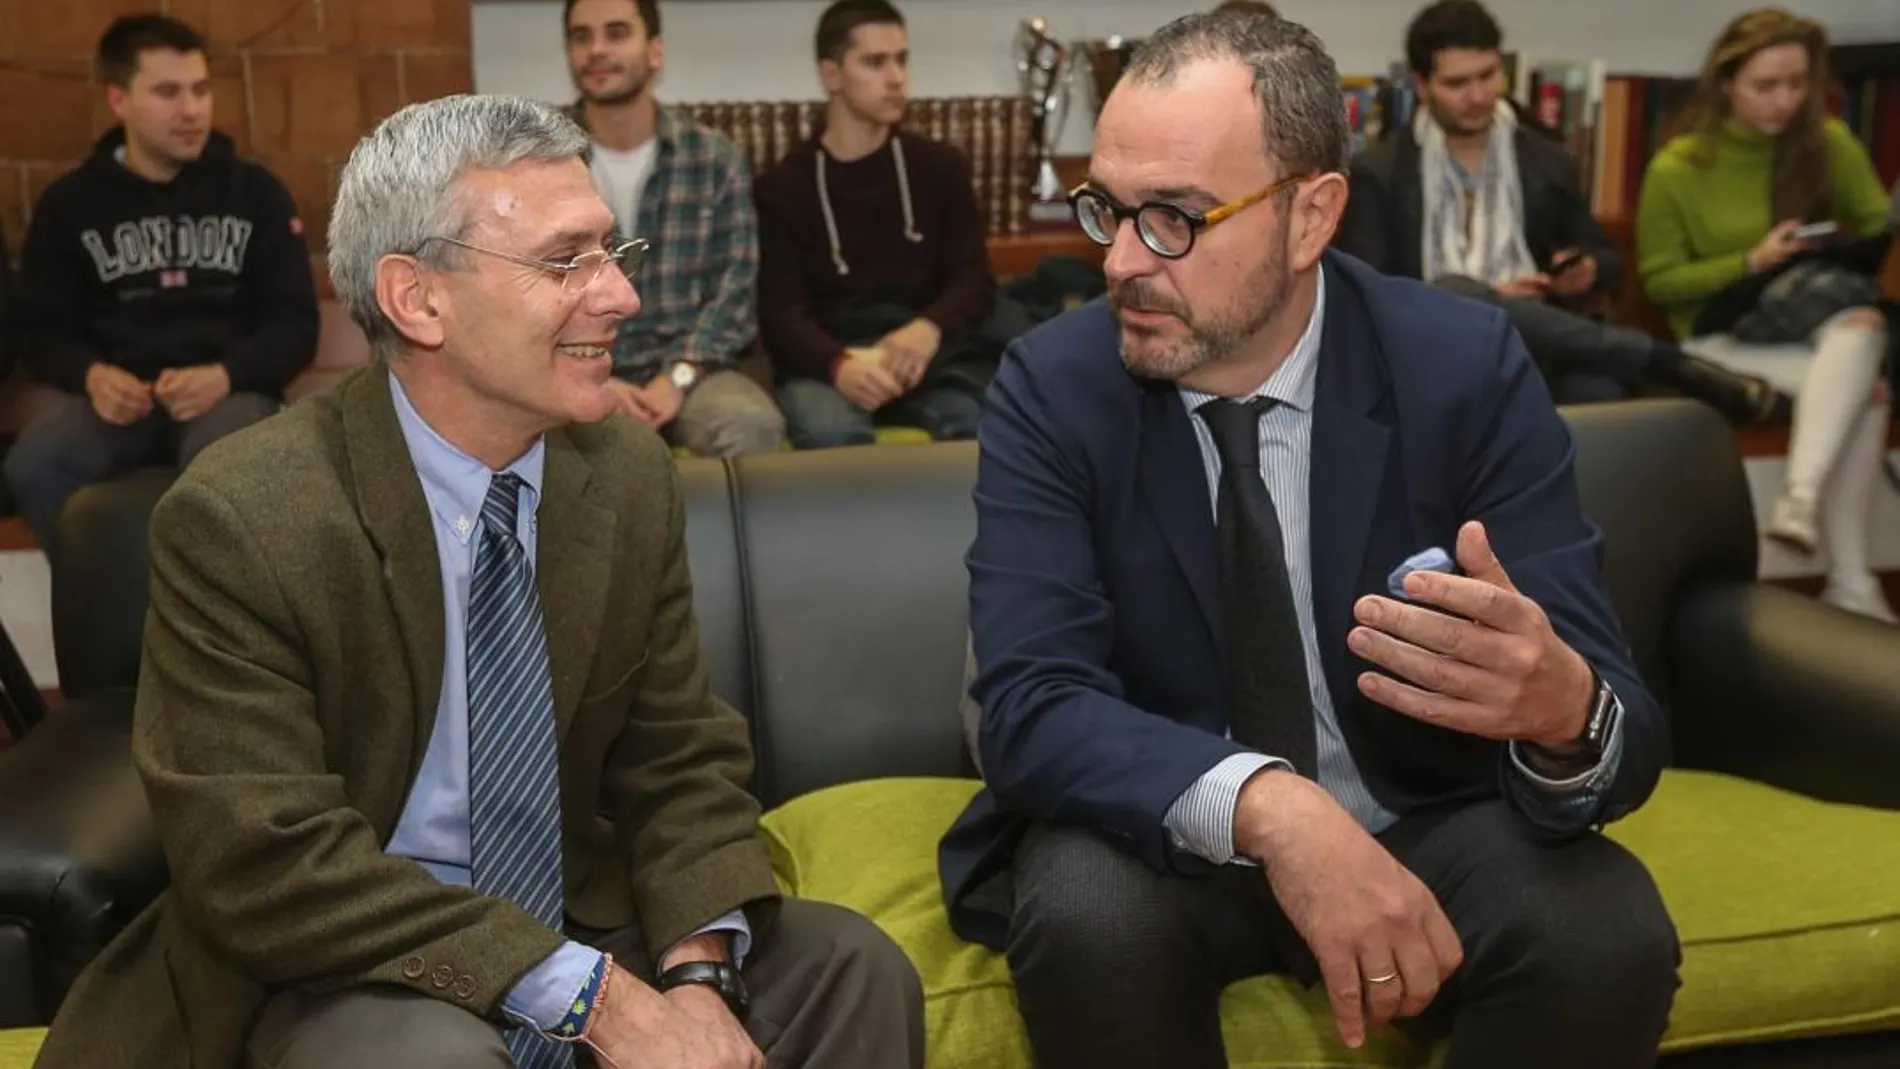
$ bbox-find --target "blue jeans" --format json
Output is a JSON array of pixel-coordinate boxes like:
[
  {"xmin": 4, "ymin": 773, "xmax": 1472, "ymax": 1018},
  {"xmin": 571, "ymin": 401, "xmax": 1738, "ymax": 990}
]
[
  {"xmin": 4, "ymin": 388, "xmax": 280, "ymax": 551},
  {"xmin": 776, "ymin": 378, "xmax": 984, "ymax": 450}
]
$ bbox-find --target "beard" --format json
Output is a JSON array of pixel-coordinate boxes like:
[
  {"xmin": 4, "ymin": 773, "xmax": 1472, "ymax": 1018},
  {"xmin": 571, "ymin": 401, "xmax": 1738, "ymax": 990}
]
[
  {"xmin": 1110, "ymin": 226, "xmax": 1293, "ymax": 382},
  {"xmin": 577, "ymin": 64, "xmax": 652, "ymax": 107}
]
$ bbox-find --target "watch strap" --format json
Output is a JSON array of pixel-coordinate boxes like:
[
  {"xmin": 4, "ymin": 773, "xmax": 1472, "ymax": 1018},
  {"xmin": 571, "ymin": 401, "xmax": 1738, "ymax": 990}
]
[{"xmin": 656, "ymin": 959, "xmax": 747, "ymax": 1014}]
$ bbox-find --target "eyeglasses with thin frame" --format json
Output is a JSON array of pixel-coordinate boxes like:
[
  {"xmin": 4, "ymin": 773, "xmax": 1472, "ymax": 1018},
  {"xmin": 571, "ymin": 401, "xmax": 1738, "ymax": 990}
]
[
  {"xmin": 417, "ymin": 235, "xmax": 649, "ymax": 294},
  {"xmin": 1068, "ymin": 173, "xmax": 1313, "ymax": 259}
]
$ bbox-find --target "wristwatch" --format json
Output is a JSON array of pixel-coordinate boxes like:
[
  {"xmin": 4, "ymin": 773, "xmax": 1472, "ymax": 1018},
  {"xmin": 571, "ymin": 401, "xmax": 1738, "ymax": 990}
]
[
  {"xmin": 668, "ymin": 361, "xmax": 703, "ymax": 392},
  {"xmin": 655, "ymin": 960, "xmax": 748, "ymax": 1016},
  {"xmin": 1545, "ymin": 667, "xmax": 1617, "ymax": 762}
]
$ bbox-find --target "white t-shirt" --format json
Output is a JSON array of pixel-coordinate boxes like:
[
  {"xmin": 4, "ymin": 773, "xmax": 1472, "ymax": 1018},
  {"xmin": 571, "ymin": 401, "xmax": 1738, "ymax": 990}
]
[{"xmin": 589, "ymin": 139, "xmax": 659, "ymax": 239}]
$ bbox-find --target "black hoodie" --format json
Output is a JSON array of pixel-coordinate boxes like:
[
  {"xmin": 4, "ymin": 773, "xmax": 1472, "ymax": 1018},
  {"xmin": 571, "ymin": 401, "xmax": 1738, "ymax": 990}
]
[{"xmin": 17, "ymin": 128, "xmax": 319, "ymax": 398}]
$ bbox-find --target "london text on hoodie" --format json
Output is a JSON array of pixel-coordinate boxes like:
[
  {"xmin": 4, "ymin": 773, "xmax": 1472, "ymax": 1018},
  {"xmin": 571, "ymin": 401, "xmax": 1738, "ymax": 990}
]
[{"xmin": 16, "ymin": 127, "xmax": 320, "ymax": 398}]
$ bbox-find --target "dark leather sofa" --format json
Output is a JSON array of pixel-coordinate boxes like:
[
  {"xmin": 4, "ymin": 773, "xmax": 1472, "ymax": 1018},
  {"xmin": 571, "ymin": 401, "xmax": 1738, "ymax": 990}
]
[{"xmin": 2, "ymin": 401, "xmax": 1898, "ymax": 1067}]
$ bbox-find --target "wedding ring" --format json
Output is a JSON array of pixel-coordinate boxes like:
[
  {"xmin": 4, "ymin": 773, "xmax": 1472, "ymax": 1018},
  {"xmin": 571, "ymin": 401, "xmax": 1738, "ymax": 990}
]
[{"xmin": 1365, "ymin": 972, "xmax": 1400, "ymax": 984}]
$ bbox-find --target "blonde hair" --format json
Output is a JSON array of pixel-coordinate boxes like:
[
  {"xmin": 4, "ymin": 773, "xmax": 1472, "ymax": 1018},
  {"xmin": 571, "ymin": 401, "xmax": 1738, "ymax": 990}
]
[{"xmin": 1675, "ymin": 8, "xmax": 1832, "ymax": 223}]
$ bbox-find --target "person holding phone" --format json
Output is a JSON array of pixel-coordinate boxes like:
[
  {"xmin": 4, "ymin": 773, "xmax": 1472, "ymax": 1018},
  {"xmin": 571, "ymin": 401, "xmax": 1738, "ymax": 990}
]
[
  {"xmin": 1637, "ymin": 9, "xmax": 1895, "ymax": 622},
  {"xmin": 1336, "ymin": 0, "xmax": 1784, "ymax": 424}
]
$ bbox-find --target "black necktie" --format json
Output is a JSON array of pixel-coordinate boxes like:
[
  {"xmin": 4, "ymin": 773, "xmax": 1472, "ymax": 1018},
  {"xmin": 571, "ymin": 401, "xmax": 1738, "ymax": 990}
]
[{"xmin": 1198, "ymin": 397, "xmax": 1319, "ymax": 778}]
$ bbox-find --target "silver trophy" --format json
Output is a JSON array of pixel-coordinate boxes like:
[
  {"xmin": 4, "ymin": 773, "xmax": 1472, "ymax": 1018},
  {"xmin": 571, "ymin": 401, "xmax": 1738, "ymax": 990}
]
[{"xmin": 1015, "ymin": 18, "xmax": 1076, "ymax": 226}]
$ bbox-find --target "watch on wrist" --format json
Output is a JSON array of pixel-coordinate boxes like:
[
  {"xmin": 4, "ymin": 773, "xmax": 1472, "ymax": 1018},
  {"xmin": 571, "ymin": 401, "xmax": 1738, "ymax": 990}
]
[
  {"xmin": 668, "ymin": 361, "xmax": 702, "ymax": 392},
  {"xmin": 655, "ymin": 960, "xmax": 748, "ymax": 1016},
  {"xmin": 1543, "ymin": 668, "xmax": 1614, "ymax": 761}
]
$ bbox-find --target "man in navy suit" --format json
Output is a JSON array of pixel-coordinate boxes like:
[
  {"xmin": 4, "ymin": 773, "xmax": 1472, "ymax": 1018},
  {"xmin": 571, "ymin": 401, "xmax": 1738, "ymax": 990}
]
[{"xmin": 940, "ymin": 10, "xmax": 1679, "ymax": 1068}]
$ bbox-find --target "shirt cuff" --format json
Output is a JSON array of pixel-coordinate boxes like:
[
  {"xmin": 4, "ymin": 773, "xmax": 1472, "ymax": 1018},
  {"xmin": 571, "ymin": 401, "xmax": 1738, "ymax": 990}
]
[
  {"xmin": 1162, "ymin": 752, "xmax": 1288, "ymax": 866},
  {"xmin": 668, "ymin": 909, "xmax": 753, "ymax": 968},
  {"xmin": 501, "ymin": 941, "xmax": 604, "ymax": 1033},
  {"xmin": 1509, "ymin": 689, "xmax": 1626, "ymax": 795}
]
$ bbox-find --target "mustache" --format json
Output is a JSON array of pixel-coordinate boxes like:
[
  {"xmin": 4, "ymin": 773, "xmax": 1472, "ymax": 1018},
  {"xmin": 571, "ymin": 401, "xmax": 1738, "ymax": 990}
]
[{"xmin": 1109, "ymin": 280, "xmax": 1187, "ymax": 319}]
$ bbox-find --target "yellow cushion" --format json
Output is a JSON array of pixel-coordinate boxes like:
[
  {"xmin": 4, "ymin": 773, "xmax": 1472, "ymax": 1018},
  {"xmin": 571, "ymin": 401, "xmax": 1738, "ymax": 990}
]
[
  {"xmin": 0, "ymin": 1029, "xmax": 45, "ymax": 1068},
  {"xmin": 760, "ymin": 771, "xmax": 1900, "ymax": 1068}
]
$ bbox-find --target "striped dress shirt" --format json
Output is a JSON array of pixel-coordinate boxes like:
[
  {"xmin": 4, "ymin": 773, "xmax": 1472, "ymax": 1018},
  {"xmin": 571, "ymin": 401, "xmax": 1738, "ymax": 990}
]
[{"xmin": 1161, "ymin": 265, "xmax": 1623, "ymax": 866}]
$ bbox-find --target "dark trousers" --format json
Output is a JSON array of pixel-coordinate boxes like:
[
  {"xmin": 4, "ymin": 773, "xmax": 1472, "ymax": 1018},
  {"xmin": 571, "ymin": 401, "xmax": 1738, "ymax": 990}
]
[
  {"xmin": 1433, "ymin": 276, "xmax": 1654, "ymax": 405},
  {"xmin": 245, "ymin": 899, "xmax": 924, "ymax": 1069},
  {"xmin": 3, "ymin": 389, "xmax": 279, "ymax": 552},
  {"xmin": 1006, "ymin": 799, "xmax": 1681, "ymax": 1069}
]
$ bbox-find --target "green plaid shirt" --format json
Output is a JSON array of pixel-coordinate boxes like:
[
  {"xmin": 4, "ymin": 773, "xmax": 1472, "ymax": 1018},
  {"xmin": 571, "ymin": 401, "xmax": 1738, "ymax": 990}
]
[{"xmin": 567, "ymin": 103, "xmax": 758, "ymax": 379}]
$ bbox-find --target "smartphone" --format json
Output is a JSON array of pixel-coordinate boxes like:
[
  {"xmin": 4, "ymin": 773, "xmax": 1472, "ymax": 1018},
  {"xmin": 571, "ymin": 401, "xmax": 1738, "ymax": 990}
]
[
  {"xmin": 1792, "ymin": 221, "xmax": 1839, "ymax": 241},
  {"xmin": 1546, "ymin": 249, "xmax": 1587, "ymax": 275}
]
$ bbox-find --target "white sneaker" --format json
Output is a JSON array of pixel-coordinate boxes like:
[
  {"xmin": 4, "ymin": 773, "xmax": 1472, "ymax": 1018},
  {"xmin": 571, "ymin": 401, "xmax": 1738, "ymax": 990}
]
[
  {"xmin": 1822, "ymin": 582, "xmax": 1899, "ymax": 624},
  {"xmin": 1765, "ymin": 490, "xmax": 1819, "ymax": 554}
]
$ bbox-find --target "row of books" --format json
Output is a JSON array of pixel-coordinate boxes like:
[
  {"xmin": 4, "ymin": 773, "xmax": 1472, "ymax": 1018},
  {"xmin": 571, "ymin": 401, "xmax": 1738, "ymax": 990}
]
[{"xmin": 1337, "ymin": 44, "xmax": 1900, "ymax": 224}]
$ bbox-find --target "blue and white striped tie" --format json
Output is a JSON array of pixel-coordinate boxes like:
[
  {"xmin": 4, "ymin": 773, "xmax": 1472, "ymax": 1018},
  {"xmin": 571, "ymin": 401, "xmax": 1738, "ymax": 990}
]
[{"xmin": 467, "ymin": 473, "xmax": 572, "ymax": 1069}]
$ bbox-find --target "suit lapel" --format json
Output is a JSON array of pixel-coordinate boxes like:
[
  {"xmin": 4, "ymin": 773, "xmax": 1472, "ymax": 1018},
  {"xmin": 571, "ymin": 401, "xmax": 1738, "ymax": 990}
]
[
  {"xmin": 537, "ymin": 428, "xmax": 615, "ymax": 740},
  {"xmin": 342, "ymin": 364, "xmax": 447, "ymax": 771},
  {"xmin": 1138, "ymin": 385, "xmax": 1223, "ymax": 658},
  {"xmin": 1309, "ymin": 260, "xmax": 1394, "ymax": 711}
]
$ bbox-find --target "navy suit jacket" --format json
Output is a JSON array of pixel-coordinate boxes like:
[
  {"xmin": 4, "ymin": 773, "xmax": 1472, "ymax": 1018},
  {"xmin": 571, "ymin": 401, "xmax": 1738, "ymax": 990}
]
[{"xmin": 939, "ymin": 251, "xmax": 1666, "ymax": 950}]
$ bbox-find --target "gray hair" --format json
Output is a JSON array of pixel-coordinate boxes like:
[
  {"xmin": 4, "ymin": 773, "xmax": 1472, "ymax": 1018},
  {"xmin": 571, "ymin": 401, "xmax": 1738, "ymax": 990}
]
[
  {"xmin": 328, "ymin": 94, "xmax": 591, "ymax": 354},
  {"xmin": 1121, "ymin": 10, "xmax": 1350, "ymax": 178}
]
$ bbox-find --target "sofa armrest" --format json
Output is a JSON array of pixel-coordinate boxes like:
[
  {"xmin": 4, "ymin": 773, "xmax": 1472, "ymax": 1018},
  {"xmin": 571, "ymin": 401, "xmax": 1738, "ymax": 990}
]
[
  {"xmin": 0, "ymin": 690, "xmax": 167, "ymax": 1024},
  {"xmin": 1666, "ymin": 582, "xmax": 1900, "ymax": 811}
]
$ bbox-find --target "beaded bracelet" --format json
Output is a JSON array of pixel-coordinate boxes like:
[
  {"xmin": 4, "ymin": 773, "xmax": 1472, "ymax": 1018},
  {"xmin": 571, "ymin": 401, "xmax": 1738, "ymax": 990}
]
[{"xmin": 551, "ymin": 952, "xmax": 615, "ymax": 1043}]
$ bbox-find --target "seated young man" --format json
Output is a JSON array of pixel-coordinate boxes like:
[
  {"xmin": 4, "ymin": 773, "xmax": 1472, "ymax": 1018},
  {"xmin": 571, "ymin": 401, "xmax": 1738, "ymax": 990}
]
[
  {"xmin": 754, "ymin": 0, "xmax": 1007, "ymax": 449},
  {"xmin": 1334, "ymin": 0, "xmax": 1780, "ymax": 424},
  {"xmin": 6, "ymin": 14, "xmax": 317, "ymax": 553},
  {"xmin": 563, "ymin": 0, "xmax": 786, "ymax": 457}
]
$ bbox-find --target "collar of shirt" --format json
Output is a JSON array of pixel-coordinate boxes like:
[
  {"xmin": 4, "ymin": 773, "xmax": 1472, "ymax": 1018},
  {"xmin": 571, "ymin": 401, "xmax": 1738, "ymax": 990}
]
[
  {"xmin": 388, "ymin": 372, "xmax": 545, "ymax": 547},
  {"xmin": 1177, "ymin": 261, "xmax": 1326, "ymax": 414}
]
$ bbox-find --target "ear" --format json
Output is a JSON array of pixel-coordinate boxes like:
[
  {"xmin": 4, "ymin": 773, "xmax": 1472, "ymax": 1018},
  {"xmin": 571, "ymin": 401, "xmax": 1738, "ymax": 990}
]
[
  {"xmin": 1410, "ymin": 71, "xmax": 1430, "ymax": 102},
  {"xmin": 648, "ymin": 35, "xmax": 666, "ymax": 75},
  {"xmin": 819, "ymin": 58, "xmax": 843, "ymax": 95},
  {"xmin": 375, "ymin": 254, "xmax": 448, "ymax": 353},
  {"xmin": 106, "ymin": 84, "xmax": 130, "ymax": 122},
  {"xmin": 1289, "ymin": 172, "xmax": 1349, "ymax": 273}
]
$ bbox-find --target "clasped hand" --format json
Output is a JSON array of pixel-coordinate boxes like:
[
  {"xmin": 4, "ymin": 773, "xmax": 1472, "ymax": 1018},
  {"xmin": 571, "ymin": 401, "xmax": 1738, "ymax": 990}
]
[{"xmin": 584, "ymin": 965, "xmax": 761, "ymax": 1069}]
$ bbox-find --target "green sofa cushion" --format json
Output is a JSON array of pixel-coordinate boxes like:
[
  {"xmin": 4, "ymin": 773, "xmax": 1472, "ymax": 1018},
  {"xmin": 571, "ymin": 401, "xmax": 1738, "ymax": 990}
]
[
  {"xmin": 759, "ymin": 771, "xmax": 1900, "ymax": 1069},
  {"xmin": 0, "ymin": 1029, "xmax": 44, "ymax": 1069}
]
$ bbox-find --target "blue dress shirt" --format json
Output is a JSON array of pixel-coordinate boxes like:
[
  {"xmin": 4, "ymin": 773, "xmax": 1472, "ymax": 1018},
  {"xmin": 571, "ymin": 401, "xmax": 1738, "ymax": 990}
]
[{"xmin": 383, "ymin": 374, "xmax": 748, "ymax": 1031}]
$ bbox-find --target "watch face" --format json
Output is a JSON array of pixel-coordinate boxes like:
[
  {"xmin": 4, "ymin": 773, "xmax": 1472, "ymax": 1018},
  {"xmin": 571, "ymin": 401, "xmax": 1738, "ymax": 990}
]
[{"xmin": 671, "ymin": 363, "xmax": 698, "ymax": 389}]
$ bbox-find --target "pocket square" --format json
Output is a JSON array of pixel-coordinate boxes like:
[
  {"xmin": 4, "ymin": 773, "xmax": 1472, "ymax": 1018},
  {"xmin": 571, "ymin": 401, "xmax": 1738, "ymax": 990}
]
[{"xmin": 1387, "ymin": 546, "xmax": 1455, "ymax": 598}]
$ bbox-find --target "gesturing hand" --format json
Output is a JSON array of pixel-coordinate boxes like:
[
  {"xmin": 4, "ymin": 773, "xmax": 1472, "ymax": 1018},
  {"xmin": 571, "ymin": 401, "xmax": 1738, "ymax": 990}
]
[{"xmin": 1348, "ymin": 520, "xmax": 1595, "ymax": 749}]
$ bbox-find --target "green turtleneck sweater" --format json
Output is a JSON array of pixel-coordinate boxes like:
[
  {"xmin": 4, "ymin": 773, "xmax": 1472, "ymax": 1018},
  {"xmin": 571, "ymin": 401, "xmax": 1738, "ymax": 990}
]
[{"xmin": 1635, "ymin": 117, "xmax": 1890, "ymax": 340}]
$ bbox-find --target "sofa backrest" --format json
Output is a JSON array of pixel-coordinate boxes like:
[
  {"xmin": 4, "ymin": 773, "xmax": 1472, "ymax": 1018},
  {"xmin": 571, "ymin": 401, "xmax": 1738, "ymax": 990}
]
[
  {"xmin": 1558, "ymin": 400, "xmax": 1756, "ymax": 697},
  {"xmin": 678, "ymin": 445, "xmax": 982, "ymax": 809},
  {"xmin": 698, "ymin": 398, "xmax": 1760, "ymax": 805},
  {"xmin": 51, "ymin": 399, "xmax": 1757, "ymax": 805}
]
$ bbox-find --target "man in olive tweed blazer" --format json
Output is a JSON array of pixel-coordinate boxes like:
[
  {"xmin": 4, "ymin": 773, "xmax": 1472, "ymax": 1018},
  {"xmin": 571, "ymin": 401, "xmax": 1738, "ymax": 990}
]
[{"xmin": 33, "ymin": 95, "xmax": 921, "ymax": 1069}]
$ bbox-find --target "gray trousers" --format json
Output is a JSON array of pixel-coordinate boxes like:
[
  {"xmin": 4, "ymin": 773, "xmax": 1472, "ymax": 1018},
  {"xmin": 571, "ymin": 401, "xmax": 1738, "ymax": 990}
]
[
  {"xmin": 244, "ymin": 899, "xmax": 924, "ymax": 1069},
  {"xmin": 664, "ymin": 368, "xmax": 787, "ymax": 458}
]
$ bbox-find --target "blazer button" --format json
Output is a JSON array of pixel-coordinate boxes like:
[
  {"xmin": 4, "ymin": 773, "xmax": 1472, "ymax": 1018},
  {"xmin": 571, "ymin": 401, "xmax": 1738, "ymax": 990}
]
[
  {"xmin": 431, "ymin": 964, "xmax": 454, "ymax": 989},
  {"xmin": 453, "ymin": 974, "xmax": 477, "ymax": 1000},
  {"xmin": 400, "ymin": 956, "xmax": 426, "ymax": 980}
]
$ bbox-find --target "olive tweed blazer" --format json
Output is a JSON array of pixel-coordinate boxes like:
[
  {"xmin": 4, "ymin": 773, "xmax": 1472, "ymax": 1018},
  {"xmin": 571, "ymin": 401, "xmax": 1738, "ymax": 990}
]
[{"xmin": 33, "ymin": 363, "xmax": 780, "ymax": 1068}]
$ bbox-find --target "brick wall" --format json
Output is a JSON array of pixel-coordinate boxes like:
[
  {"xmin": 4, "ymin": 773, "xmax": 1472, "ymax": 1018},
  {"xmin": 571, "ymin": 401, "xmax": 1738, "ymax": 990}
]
[{"xmin": 0, "ymin": 0, "xmax": 473, "ymax": 297}]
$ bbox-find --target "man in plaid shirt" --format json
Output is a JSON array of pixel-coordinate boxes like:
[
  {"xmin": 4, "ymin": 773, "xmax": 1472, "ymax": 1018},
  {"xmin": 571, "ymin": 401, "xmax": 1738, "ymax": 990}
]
[{"xmin": 564, "ymin": 0, "xmax": 785, "ymax": 457}]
